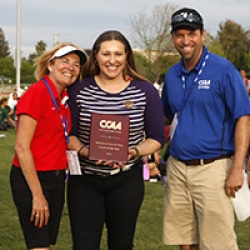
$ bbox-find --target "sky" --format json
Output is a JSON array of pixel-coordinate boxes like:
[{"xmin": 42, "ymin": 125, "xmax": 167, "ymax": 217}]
[{"xmin": 1, "ymin": 0, "xmax": 250, "ymax": 58}]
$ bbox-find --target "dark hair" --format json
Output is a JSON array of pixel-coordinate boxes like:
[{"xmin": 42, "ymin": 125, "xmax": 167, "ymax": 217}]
[
  {"xmin": 0, "ymin": 98, "xmax": 8, "ymax": 106},
  {"xmin": 82, "ymin": 30, "xmax": 148, "ymax": 81}
]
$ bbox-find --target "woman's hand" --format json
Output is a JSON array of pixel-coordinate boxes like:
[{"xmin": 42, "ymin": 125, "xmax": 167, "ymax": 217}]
[
  {"xmin": 94, "ymin": 160, "xmax": 125, "ymax": 168},
  {"xmin": 15, "ymin": 115, "xmax": 50, "ymax": 228},
  {"xmin": 128, "ymin": 147, "xmax": 140, "ymax": 161},
  {"xmin": 30, "ymin": 193, "xmax": 50, "ymax": 228}
]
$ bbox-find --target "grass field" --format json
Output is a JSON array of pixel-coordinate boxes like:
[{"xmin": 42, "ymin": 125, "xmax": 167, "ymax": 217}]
[{"xmin": 0, "ymin": 129, "xmax": 250, "ymax": 249}]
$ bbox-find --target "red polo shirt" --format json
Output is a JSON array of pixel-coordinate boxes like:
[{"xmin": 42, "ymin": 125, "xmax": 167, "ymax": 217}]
[{"xmin": 12, "ymin": 75, "xmax": 71, "ymax": 171}]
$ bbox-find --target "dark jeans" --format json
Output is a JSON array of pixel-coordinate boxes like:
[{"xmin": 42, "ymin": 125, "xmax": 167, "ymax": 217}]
[{"xmin": 67, "ymin": 162, "xmax": 144, "ymax": 250}]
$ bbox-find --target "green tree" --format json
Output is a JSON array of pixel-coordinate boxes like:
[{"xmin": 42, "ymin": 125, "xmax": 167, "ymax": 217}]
[
  {"xmin": 204, "ymin": 33, "xmax": 225, "ymax": 57},
  {"xmin": 129, "ymin": 2, "xmax": 179, "ymax": 83},
  {"xmin": 0, "ymin": 27, "xmax": 10, "ymax": 58},
  {"xmin": 0, "ymin": 57, "xmax": 15, "ymax": 79},
  {"xmin": 217, "ymin": 20, "xmax": 250, "ymax": 69},
  {"xmin": 24, "ymin": 40, "xmax": 47, "ymax": 83},
  {"xmin": 21, "ymin": 58, "xmax": 36, "ymax": 84},
  {"xmin": 35, "ymin": 40, "xmax": 46, "ymax": 56},
  {"xmin": 28, "ymin": 40, "xmax": 47, "ymax": 62},
  {"xmin": 134, "ymin": 50, "xmax": 179, "ymax": 84},
  {"xmin": 134, "ymin": 51, "xmax": 151, "ymax": 79}
]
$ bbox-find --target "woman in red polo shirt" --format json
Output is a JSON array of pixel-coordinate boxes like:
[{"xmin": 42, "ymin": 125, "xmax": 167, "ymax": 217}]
[{"xmin": 9, "ymin": 42, "xmax": 87, "ymax": 250}]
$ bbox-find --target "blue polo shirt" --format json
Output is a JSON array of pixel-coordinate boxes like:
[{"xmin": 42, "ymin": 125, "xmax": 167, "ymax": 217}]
[{"xmin": 162, "ymin": 46, "xmax": 250, "ymax": 160}]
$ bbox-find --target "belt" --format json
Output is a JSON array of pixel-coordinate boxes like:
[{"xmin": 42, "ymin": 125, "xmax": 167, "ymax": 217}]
[
  {"xmin": 13, "ymin": 166, "xmax": 65, "ymax": 176},
  {"xmin": 179, "ymin": 154, "xmax": 232, "ymax": 166},
  {"xmin": 38, "ymin": 170, "xmax": 66, "ymax": 176}
]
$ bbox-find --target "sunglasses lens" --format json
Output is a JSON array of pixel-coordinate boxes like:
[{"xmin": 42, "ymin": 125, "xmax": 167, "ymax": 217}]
[
  {"xmin": 171, "ymin": 13, "xmax": 201, "ymax": 24},
  {"xmin": 172, "ymin": 15, "xmax": 183, "ymax": 23}
]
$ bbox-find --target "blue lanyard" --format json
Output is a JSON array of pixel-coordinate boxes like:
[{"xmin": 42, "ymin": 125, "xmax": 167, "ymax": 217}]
[
  {"xmin": 178, "ymin": 52, "xmax": 210, "ymax": 115},
  {"xmin": 42, "ymin": 78, "xmax": 70, "ymax": 144}
]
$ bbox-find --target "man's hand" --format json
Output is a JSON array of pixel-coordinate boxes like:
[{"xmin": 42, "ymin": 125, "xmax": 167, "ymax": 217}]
[{"xmin": 225, "ymin": 168, "xmax": 244, "ymax": 198}]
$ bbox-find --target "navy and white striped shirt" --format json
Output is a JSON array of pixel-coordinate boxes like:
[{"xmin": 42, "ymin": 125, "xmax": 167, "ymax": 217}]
[{"xmin": 68, "ymin": 76, "xmax": 165, "ymax": 173}]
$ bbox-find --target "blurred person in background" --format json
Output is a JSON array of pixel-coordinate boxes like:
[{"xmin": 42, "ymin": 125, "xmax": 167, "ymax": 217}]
[
  {"xmin": 0, "ymin": 97, "xmax": 16, "ymax": 130},
  {"xmin": 240, "ymin": 69, "xmax": 250, "ymax": 97}
]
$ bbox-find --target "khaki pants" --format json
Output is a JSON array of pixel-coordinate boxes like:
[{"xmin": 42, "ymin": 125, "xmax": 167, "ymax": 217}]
[{"xmin": 163, "ymin": 156, "xmax": 238, "ymax": 250}]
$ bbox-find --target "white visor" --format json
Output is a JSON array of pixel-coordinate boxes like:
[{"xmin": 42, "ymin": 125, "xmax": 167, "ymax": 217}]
[{"xmin": 49, "ymin": 45, "xmax": 87, "ymax": 65}]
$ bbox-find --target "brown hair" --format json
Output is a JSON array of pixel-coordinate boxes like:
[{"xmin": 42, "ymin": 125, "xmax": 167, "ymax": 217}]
[
  {"xmin": 82, "ymin": 30, "xmax": 148, "ymax": 81},
  {"xmin": 0, "ymin": 98, "xmax": 8, "ymax": 106}
]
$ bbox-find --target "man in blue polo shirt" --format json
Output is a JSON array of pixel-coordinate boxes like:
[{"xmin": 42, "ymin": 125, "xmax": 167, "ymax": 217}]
[{"xmin": 162, "ymin": 7, "xmax": 250, "ymax": 250}]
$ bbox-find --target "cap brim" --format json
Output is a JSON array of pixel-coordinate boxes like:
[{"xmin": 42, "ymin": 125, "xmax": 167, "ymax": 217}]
[
  {"xmin": 172, "ymin": 22, "xmax": 202, "ymax": 32},
  {"xmin": 64, "ymin": 50, "xmax": 87, "ymax": 65}
]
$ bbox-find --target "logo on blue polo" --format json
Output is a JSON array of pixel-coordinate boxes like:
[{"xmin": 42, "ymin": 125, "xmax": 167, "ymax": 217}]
[{"xmin": 198, "ymin": 80, "xmax": 210, "ymax": 89}]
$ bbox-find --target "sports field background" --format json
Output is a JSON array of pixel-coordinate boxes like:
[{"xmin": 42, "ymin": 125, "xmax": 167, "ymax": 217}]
[{"xmin": 0, "ymin": 129, "xmax": 250, "ymax": 249}]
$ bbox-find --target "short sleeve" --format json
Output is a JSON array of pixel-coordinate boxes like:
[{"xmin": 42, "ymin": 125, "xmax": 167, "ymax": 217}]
[{"xmin": 16, "ymin": 85, "xmax": 46, "ymax": 121}]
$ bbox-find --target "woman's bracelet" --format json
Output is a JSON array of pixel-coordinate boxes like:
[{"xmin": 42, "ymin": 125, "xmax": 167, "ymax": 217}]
[
  {"xmin": 77, "ymin": 145, "xmax": 85, "ymax": 155},
  {"xmin": 131, "ymin": 147, "xmax": 140, "ymax": 159}
]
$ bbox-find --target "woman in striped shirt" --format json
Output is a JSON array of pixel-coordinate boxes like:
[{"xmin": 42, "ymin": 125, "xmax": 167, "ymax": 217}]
[{"xmin": 67, "ymin": 30, "xmax": 165, "ymax": 250}]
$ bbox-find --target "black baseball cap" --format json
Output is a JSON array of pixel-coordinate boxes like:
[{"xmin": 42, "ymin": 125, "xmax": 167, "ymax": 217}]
[{"xmin": 171, "ymin": 7, "xmax": 204, "ymax": 32}]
